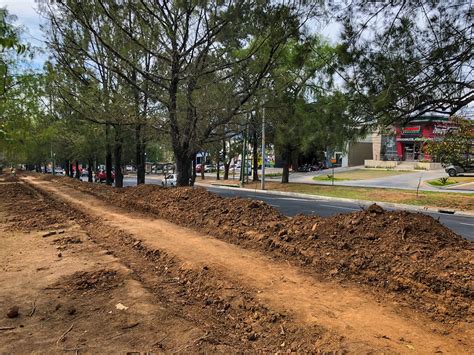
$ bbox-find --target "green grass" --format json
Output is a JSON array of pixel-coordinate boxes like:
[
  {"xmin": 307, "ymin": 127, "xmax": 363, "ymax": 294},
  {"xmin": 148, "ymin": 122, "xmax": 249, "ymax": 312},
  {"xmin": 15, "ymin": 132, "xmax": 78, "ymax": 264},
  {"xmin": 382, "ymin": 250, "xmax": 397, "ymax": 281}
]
[
  {"xmin": 312, "ymin": 175, "xmax": 350, "ymax": 181},
  {"xmin": 426, "ymin": 176, "xmax": 474, "ymax": 187},
  {"xmin": 426, "ymin": 179, "xmax": 457, "ymax": 187},
  {"xmin": 262, "ymin": 182, "xmax": 474, "ymax": 211},
  {"xmin": 312, "ymin": 169, "xmax": 412, "ymax": 182},
  {"xmin": 200, "ymin": 177, "xmax": 474, "ymax": 210}
]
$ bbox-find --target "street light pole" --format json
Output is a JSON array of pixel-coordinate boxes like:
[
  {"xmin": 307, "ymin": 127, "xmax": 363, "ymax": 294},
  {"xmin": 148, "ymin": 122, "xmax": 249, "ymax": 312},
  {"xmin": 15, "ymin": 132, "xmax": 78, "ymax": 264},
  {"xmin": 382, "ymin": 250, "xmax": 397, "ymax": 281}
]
[
  {"xmin": 261, "ymin": 106, "xmax": 266, "ymax": 190},
  {"xmin": 51, "ymin": 143, "xmax": 55, "ymax": 175}
]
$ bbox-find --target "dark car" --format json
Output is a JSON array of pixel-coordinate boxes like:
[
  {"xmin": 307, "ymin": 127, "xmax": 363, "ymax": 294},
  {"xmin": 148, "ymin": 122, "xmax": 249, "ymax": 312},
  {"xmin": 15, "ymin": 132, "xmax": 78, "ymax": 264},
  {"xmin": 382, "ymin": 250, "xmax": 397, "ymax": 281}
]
[{"xmin": 445, "ymin": 163, "xmax": 474, "ymax": 177}]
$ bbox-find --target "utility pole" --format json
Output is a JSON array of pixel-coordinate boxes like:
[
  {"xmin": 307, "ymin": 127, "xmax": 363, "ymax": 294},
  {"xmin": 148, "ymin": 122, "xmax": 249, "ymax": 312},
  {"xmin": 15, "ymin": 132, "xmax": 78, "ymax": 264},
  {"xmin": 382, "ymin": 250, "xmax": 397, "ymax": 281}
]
[
  {"xmin": 246, "ymin": 122, "xmax": 250, "ymax": 184},
  {"xmin": 261, "ymin": 106, "xmax": 266, "ymax": 190},
  {"xmin": 240, "ymin": 116, "xmax": 249, "ymax": 186}
]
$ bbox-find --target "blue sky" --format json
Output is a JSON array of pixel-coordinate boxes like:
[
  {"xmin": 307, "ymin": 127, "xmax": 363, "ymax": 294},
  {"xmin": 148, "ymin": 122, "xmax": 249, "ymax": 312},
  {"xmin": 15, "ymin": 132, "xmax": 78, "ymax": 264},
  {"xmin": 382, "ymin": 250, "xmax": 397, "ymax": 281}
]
[{"xmin": 1, "ymin": 0, "xmax": 48, "ymax": 69}]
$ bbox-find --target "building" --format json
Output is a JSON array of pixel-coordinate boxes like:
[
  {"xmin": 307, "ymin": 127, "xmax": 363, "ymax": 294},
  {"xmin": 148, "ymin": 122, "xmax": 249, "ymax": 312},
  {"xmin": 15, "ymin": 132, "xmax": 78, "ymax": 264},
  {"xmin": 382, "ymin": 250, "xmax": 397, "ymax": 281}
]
[
  {"xmin": 394, "ymin": 115, "xmax": 451, "ymax": 161},
  {"xmin": 340, "ymin": 134, "xmax": 374, "ymax": 168},
  {"xmin": 365, "ymin": 114, "xmax": 452, "ymax": 169}
]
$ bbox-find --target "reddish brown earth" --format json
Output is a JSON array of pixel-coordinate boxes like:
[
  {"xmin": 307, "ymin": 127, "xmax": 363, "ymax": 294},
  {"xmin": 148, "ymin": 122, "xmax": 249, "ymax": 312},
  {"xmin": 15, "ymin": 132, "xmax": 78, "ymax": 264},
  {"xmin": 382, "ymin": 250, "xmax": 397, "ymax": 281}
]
[
  {"xmin": 41, "ymin": 174, "xmax": 473, "ymax": 323},
  {"xmin": 0, "ymin": 174, "xmax": 473, "ymax": 353}
]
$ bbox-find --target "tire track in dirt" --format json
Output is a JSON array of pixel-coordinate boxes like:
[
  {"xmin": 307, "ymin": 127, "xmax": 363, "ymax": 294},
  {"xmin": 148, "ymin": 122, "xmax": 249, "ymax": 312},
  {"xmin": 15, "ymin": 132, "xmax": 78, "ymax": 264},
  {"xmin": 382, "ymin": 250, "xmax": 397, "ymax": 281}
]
[
  {"xmin": 2, "ymin": 179, "xmax": 333, "ymax": 352},
  {"xmin": 24, "ymin": 176, "xmax": 473, "ymax": 353}
]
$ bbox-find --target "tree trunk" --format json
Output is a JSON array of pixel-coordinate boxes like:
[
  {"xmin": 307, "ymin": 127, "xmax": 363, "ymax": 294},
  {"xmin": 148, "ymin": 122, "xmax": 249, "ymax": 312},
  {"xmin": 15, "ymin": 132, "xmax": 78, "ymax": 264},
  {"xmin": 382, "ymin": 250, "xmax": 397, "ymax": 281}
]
[
  {"xmin": 281, "ymin": 151, "xmax": 292, "ymax": 184},
  {"xmin": 200, "ymin": 153, "xmax": 205, "ymax": 180},
  {"xmin": 65, "ymin": 160, "xmax": 70, "ymax": 177},
  {"xmin": 87, "ymin": 158, "xmax": 93, "ymax": 183},
  {"xmin": 75, "ymin": 160, "xmax": 80, "ymax": 179},
  {"xmin": 224, "ymin": 163, "xmax": 230, "ymax": 180},
  {"xmin": 222, "ymin": 139, "xmax": 228, "ymax": 180},
  {"xmin": 136, "ymin": 124, "xmax": 146, "ymax": 185},
  {"xmin": 176, "ymin": 153, "xmax": 192, "ymax": 186},
  {"xmin": 252, "ymin": 127, "xmax": 259, "ymax": 181},
  {"xmin": 216, "ymin": 160, "xmax": 220, "ymax": 180},
  {"xmin": 43, "ymin": 164, "xmax": 48, "ymax": 174},
  {"xmin": 291, "ymin": 152, "xmax": 299, "ymax": 172},
  {"xmin": 114, "ymin": 128, "xmax": 124, "ymax": 188},
  {"xmin": 105, "ymin": 124, "xmax": 113, "ymax": 185}
]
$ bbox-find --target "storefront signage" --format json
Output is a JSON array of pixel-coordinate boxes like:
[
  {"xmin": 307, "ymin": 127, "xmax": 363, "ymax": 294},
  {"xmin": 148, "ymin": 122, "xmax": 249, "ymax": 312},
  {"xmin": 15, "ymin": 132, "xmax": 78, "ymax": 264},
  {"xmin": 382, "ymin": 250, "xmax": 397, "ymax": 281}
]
[
  {"xmin": 397, "ymin": 137, "xmax": 432, "ymax": 142},
  {"xmin": 401, "ymin": 126, "xmax": 421, "ymax": 134}
]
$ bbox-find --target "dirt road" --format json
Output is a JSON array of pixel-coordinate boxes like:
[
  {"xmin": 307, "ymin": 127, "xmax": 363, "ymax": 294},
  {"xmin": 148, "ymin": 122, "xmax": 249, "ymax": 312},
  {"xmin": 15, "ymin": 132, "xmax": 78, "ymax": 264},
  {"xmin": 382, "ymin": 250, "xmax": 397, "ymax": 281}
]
[{"xmin": 0, "ymin": 177, "xmax": 474, "ymax": 353}]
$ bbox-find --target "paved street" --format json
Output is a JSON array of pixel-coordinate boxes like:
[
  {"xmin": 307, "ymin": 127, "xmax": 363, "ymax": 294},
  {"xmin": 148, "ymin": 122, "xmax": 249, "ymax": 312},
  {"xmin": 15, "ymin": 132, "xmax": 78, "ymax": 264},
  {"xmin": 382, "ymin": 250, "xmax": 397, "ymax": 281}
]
[{"xmin": 112, "ymin": 175, "xmax": 474, "ymax": 240}]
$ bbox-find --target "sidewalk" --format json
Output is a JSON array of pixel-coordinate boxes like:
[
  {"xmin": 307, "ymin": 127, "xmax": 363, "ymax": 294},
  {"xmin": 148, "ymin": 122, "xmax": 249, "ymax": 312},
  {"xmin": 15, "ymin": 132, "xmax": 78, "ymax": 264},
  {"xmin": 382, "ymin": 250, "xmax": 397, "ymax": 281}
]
[{"xmin": 444, "ymin": 181, "xmax": 474, "ymax": 191}]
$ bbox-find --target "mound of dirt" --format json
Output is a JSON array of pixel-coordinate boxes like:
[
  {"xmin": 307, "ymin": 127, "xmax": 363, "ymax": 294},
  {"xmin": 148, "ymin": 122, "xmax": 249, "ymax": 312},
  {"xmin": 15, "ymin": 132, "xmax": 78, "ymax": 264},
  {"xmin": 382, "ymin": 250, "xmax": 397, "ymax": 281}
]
[
  {"xmin": 56, "ymin": 270, "xmax": 122, "ymax": 293},
  {"xmin": 40, "ymin": 175, "xmax": 474, "ymax": 323},
  {"xmin": 0, "ymin": 183, "xmax": 70, "ymax": 231},
  {"xmin": 2, "ymin": 174, "xmax": 19, "ymax": 182}
]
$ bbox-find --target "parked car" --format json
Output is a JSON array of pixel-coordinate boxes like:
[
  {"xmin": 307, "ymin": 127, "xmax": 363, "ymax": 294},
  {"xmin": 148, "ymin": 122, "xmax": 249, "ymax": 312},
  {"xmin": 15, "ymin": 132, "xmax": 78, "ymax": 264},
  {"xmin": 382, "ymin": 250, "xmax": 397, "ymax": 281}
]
[
  {"xmin": 152, "ymin": 164, "xmax": 164, "ymax": 174},
  {"xmin": 54, "ymin": 168, "xmax": 65, "ymax": 176},
  {"xmin": 161, "ymin": 174, "xmax": 177, "ymax": 187},
  {"xmin": 297, "ymin": 163, "xmax": 323, "ymax": 172},
  {"xmin": 204, "ymin": 164, "xmax": 216, "ymax": 172},
  {"xmin": 196, "ymin": 164, "xmax": 203, "ymax": 173},
  {"xmin": 94, "ymin": 169, "xmax": 115, "ymax": 183},
  {"xmin": 445, "ymin": 163, "xmax": 474, "ymax": 177}
]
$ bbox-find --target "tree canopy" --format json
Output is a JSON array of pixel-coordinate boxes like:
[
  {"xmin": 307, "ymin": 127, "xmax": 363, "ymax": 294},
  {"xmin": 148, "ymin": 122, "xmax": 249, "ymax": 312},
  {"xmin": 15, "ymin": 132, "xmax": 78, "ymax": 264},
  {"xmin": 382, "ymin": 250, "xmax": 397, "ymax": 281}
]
[{"xmin": 334, "ymin": 0, "xmax": 473, "ymax": 126}]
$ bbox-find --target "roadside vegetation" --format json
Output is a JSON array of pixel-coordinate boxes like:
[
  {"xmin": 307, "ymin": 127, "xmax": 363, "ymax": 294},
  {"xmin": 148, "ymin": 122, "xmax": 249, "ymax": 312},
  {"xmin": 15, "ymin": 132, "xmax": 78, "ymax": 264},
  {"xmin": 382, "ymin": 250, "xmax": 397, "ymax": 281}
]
[
  {"xmin": 204, "ymin": 179, "xmax": 474, "ymax": 211},
  {"xmin": 272, "ymin": 183, "xmax": 474, "ymax": 210},
  {"xmin": 312, "ymin": 169, "xmax": 411, "ymax": 181},
  {"xmin": 427, "ymin": 176, "xmax": 474, "ymax": 187}
]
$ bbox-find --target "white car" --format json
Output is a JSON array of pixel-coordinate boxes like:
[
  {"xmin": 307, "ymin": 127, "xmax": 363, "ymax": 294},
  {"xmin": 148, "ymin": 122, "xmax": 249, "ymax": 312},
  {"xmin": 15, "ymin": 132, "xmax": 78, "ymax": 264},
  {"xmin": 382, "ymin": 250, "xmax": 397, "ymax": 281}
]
[{"xmin": 161, "ymin": 174, "xmax": 177, "ymax": 187}]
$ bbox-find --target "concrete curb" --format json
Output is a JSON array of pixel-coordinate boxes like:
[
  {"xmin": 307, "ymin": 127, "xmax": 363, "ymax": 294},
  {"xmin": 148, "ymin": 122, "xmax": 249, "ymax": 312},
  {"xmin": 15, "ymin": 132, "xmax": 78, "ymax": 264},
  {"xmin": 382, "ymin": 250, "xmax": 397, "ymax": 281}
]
[
  {"xmin": 196, "ymin": 182, "xmax": 474, "ymax": 218},
  {"xmin": 438, "ymin": 181, "xmax": 474, "ymax": 191},
  {"xmin": 285, "ymin": 179, "xmax": 474, "ymax": 194}
]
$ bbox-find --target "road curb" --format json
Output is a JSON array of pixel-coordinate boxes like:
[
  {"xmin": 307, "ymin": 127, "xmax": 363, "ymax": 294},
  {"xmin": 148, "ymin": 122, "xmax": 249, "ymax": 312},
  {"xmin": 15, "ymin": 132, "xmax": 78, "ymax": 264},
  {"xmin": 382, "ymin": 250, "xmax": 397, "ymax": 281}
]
[
  {"xmin": 196, "ymin": 182, "xmax": 474, "ymax": 218},
  {"xmin": 287, "ymin": 180, "xmax": 474, "ymax": 194}
]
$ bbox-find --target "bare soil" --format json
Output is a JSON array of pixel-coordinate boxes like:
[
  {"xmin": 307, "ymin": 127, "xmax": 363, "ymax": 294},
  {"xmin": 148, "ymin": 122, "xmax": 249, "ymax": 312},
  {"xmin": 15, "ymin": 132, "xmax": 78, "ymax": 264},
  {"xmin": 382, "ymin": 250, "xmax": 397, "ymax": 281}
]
[
  {"xmin": 42, "ymin": 175, "xmax": 473, "ymax": 323},
  {"xmin": 0, "ymin": 179, "xmax": 332, "ymax": 352},
  {"xmin": 1, "ymin": 174, "xmax": 473, "ymax": 353}
]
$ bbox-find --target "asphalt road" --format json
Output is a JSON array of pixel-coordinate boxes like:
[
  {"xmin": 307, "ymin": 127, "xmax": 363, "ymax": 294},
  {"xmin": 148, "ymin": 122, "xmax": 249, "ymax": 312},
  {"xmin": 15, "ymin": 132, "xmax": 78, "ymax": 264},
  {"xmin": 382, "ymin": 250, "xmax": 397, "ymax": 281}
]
[{"xmin": 115, "ymin": 176, "xmax": 474, "ymax": 240}]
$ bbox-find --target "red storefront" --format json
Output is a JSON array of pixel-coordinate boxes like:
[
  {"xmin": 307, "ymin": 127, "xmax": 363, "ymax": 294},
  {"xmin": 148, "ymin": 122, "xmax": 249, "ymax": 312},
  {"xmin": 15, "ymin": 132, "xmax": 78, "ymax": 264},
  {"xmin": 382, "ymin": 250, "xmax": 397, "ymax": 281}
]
[{"xmin": 395, "ymin": 115, "xmax": 451, "ymax": 161}]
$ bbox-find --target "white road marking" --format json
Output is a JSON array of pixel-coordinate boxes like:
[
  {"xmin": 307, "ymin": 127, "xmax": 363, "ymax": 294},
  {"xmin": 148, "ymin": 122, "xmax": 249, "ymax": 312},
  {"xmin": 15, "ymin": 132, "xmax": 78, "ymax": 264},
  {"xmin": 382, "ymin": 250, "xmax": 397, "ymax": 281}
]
[
  {"xmin": 319, "ymin": 204, "xmax": 359, "ymax": 211},
  {"xmin": 269, "ymin": 204, "xmax": 281, "ymax": 207},
  {"xmin": 459, "ymin": 222, "xmax": 474, "ymax": 226},
  {"xmin": 278, "ymin": 197, "xmax": 319, "ymax": 202}
]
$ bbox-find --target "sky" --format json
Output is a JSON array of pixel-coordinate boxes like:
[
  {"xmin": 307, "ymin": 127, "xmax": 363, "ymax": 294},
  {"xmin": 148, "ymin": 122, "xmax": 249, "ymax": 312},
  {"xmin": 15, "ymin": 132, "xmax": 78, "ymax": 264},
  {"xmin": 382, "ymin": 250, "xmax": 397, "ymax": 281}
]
[
  {"xmin": 0, "ymin": 0, "xmax": 343, "ymax": 71},
  {"xmin": 0, "ymin": 0, "xmax": 47, "ymax": 69}
]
